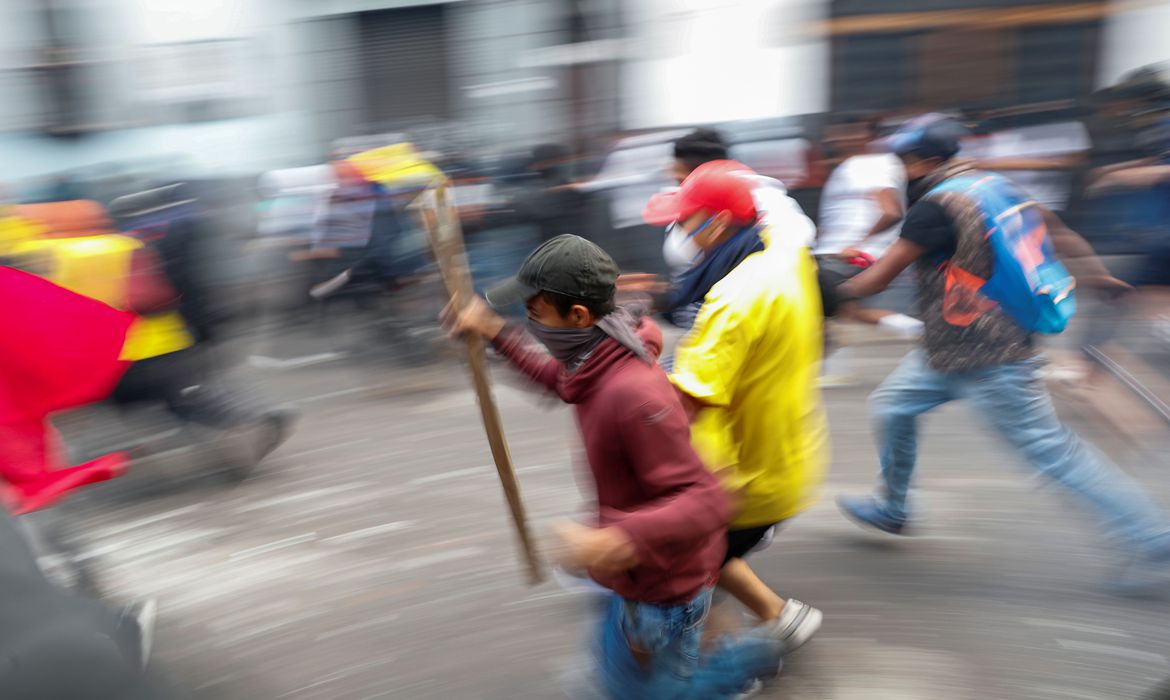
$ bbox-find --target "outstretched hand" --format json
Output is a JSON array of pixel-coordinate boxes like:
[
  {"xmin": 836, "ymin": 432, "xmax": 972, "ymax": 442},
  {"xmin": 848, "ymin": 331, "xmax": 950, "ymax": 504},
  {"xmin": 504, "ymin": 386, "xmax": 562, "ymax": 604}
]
[{"xmin": 440, "ymin": 295, "xmax": 507, "ymax": 341}]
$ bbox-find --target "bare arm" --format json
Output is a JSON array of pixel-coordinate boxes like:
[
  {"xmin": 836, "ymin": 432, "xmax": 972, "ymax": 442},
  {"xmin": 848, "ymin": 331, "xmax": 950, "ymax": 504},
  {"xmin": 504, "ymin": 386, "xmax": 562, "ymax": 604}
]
[
  {"xmin": 839, "ymin": 238, "xmax": 927, "ymax": 300},
  {"xmin": 975, "ymin": 155, "xmax": 1083, "ymax": 172},
  {"xmin": 1089, "ymin": 165, "xmax": 1170, "ymax": 193},
  {"xmin": 1086, "ymin": 157, "xmax": 1158, "ymax": 186},
  {"xmin": 1040, "ymin": 206, "xmax": 1132, "ymax": 295},
  {"xmin": 862, "ymin": 188, "xmax": 905, "ymax": 240}
]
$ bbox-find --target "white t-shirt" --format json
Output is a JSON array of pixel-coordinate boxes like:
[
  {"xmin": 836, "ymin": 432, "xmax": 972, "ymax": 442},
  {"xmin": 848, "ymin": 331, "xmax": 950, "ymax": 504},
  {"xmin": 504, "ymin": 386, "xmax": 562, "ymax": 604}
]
[{"xmin": 815, "ymin": 153, "xmax": 906, "ymax": 257}]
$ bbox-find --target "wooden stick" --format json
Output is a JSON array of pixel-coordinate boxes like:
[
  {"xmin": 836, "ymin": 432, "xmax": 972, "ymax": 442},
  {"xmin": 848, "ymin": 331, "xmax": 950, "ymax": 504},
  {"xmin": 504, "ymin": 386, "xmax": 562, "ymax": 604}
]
[{"xmin": 418, "ymin": 183, "xmax": 544, "ymax": 585}]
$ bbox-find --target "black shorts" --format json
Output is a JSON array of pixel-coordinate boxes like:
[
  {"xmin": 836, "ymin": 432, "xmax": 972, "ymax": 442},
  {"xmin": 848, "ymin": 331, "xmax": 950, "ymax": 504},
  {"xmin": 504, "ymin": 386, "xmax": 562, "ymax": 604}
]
[{"xmin": 722, "ymin": 523, "xmax": 780, "ymax": 565}]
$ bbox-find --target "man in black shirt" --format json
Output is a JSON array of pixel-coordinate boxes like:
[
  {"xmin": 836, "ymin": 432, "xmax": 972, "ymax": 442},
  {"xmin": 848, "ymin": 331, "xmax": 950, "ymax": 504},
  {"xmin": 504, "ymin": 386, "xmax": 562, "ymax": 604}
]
[{"xmin": 834, "ymin": 114, "xmax": 1170, "ymax": 593}]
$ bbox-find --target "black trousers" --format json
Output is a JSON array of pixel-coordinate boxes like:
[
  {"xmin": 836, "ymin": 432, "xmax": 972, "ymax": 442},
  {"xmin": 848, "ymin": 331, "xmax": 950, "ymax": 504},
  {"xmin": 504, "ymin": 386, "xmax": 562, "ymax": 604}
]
[{"xmin": 112, "ymin": 347, "xmax": 264, "ymax": 429}]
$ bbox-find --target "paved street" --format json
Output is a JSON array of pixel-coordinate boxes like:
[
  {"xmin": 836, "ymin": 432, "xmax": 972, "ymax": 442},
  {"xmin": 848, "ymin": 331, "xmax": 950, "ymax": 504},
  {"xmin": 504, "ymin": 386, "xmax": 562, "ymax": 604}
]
[{"xmin": 51, "ymin": 329, "xmax": 1170, "ymax": 700}]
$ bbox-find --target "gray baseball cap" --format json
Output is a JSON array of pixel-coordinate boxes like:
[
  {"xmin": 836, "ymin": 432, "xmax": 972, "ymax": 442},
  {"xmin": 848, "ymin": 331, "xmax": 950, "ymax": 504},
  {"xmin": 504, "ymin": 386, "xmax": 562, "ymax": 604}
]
[
  {"xmin": 485, "ymin": 234, "xmax": 619, "ymax": 309},
  {"xmin": 880, "ymin": 113, "xmax": 968, "ymax": 160}
]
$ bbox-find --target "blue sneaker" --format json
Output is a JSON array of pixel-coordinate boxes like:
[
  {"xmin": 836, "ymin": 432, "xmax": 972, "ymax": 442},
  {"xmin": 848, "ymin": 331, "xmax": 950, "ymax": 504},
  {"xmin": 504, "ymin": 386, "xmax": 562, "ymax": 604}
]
[
  {"xmin": 1110, "ymin": 545, "xmax": 1170, "ymax": 597},
  {"xmin": 837, "ymin": 495, "xmax": 908, "ymax": 535}
]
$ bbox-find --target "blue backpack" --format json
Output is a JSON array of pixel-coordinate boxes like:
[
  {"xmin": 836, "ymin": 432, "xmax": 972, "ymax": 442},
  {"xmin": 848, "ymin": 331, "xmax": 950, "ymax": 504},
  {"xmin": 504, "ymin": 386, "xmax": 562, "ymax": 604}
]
[{"xmin": 927, "ymin": 174, "xmax": 1076, "ymax": 334}]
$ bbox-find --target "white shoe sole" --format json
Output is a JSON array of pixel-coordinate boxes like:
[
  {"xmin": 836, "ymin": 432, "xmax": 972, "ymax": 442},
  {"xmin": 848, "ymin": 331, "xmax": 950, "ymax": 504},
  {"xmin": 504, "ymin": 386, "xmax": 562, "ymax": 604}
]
[{"xmin": 770, "ymin": 601, "xmax": 823, "ymax": 654}]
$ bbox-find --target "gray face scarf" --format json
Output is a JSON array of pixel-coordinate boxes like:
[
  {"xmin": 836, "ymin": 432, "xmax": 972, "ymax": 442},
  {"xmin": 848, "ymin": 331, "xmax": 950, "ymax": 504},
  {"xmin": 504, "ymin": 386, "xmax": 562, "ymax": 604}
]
[
  {"xmin": 596, "ymin": 306, "xmax": 652, "ymax": 365},
  {"xmin": 527, "ymin": 306, "xmax": 652, "ymax": 370},
  {"xmin": 526, "ymin": 321, "xmax": 605, "ymax": 367}
]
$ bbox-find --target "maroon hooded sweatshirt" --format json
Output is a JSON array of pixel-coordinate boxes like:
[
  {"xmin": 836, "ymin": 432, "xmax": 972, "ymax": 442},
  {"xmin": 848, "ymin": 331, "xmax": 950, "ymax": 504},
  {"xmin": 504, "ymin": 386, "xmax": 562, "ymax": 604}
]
[{"xmin": 492, "ymin": 316, "xmax": 730, "ymax": 604}]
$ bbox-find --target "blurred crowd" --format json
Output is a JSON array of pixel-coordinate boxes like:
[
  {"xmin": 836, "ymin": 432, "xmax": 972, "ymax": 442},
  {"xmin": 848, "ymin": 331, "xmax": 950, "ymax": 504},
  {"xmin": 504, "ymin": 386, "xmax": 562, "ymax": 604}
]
[{"xmin": 2, "ymin": 19, "xmax": 1170, "ymax": 691}]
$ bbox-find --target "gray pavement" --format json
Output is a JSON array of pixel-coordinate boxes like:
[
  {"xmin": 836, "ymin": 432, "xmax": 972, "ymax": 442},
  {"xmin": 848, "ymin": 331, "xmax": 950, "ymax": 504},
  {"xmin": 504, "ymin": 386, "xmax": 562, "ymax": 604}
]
[{"xmin": 51, "ymin": 333, "xmax": 1170, "ymax": 699}]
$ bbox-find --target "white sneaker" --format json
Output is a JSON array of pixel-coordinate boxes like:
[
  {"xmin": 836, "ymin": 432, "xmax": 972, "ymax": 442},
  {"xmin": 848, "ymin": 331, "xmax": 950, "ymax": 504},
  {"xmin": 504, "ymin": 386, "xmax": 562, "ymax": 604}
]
[
  {"xmin": 118, "ymin": 598, "xmax": 157, "ymax": 672},
  {"xmin": 878, "ymin": 313, "xmax": 925, "ymax": 338},
  {"xmin": 766, "ymin": 599, "xmax": 822, "ymax": 654},
  {"xmin": 734, "ymin": 679, "xmax": 764, "ymax": 699}
]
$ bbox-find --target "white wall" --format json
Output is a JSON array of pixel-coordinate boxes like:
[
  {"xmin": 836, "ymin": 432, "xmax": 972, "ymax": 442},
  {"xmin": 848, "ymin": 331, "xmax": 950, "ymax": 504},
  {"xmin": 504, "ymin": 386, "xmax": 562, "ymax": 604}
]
[
  {"xmin": 0, "ymin": 115, "xmax": 314, "ymax": 183},
  {"xmin": 1098, "ymin": 1, "xmax": 1170, "ymax": 87},
  {"xmin": 0, "ymin": 0, "xmax": 319, "ymax": 184},
  {"xmin": 622, "ymin": 0, "xmax": 828, "ymax": 129}
]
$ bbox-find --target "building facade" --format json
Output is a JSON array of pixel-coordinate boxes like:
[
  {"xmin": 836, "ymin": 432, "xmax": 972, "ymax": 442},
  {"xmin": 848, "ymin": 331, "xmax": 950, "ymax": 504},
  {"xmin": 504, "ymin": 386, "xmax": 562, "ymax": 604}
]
[{"xmin": 0, "ymin": 0, "xmax": 1165, "ymax": 183}]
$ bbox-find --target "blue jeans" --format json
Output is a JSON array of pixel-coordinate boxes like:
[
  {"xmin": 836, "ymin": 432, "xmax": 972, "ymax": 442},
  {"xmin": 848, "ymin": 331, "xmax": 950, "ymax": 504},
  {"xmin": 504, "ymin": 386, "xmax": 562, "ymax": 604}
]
[
  {"xmin": 593, "ymin": 588, "xmax": 780, "ymax": 700},
  {"xmin": 871, "ymin": 350, "xmax": 1170, "ymax": 553}
]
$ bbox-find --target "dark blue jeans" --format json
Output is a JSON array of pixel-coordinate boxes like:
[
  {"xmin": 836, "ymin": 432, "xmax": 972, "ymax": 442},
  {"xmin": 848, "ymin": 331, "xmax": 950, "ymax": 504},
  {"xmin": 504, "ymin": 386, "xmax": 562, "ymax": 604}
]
[{"xmin": 594, "ymin": 588, "xmax": 781, "ymax": 699}]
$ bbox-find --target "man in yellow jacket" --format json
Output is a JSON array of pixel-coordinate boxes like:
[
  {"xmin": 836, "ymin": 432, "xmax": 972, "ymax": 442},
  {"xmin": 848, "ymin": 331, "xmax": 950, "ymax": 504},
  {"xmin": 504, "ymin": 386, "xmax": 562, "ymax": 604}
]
[{"xmin": 644, "ymin": 161, "xmax": 828, "ymax": 657}]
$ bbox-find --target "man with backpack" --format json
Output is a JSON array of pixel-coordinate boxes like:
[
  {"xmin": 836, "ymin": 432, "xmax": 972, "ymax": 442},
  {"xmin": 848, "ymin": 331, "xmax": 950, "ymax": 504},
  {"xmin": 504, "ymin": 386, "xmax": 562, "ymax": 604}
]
[{"xmin": 834, "ymin": 114, "xmax": 1170, "ymax": 592}]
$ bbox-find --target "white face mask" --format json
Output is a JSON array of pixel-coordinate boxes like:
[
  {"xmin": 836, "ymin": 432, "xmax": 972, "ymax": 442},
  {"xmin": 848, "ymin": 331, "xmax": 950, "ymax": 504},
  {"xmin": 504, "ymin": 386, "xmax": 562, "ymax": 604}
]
[{"xmin": 662, "ymin": 221, "xmax": 705, "ymax": 276}]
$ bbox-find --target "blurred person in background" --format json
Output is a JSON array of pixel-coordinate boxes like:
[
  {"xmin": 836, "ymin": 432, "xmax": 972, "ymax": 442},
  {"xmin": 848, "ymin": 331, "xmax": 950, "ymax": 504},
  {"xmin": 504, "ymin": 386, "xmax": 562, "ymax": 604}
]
[
  {"xmin": 1079, "ymin": 114, "xmax": 1170, "ymax": 357},
  {"xmin": 670, "ymin": 129, "xmax": 816, "ymax": 255},
  {"xmin": 306, "ymin": 161, "xmax": 380, "ymax": 298},
  {"xmin": 109, "ymin": 184, "xmax": 296, "ymax": 476},
  {"xmin": 1065, "ymin": 68, "xmax": 1170, "ymax": 246},
  {"xmin": 815, "ymin": 116, "xmax": 907, "ymax": 269},
  {"xmin": 308, "ymin": 182, "xmax": 424, "ymax": 300},
  {"xmin": 514, "ymin": 143, "xmax": 584, "ymax": 244},
  {"xmin": 814, "ymin": 116, "xmax": 921, "ymax": 386},
  {"xmin": 0, "ymin": 187, "xmax": 294, "ymax": 480},
  {"xmin": 1060, "ymin": 70, "xmax": 1170, "ymax": 380},
  {"xmin": 623, "ymin": 128, "xmax": 816, "ymax": 334},
  {"xmin": 953, "ymin": 101, "xmax": 1091, "ymax": 219},
  {"xmin": 834, "ymin": 114, "xmax": 1170, "ymax": 593},
  {"xmin": 0, "ymin": 266, "xmax": 165, "ymax": 697},
  {"xmin": 644, "ymin": 161, "xmax": 826, "ymax": 657},
  {"xmin": 0, "ymin": 506, "xmax": 168, "ymax": 700},
  {"xmin": 444, "ymin": 234, "xmax": 783, "ymax": 699}
]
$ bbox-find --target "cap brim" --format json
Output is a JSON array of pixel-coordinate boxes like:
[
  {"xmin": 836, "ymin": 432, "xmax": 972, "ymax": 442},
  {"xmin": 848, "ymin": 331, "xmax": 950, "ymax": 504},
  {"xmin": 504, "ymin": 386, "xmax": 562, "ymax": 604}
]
[
  {"xmin": 484, "ymin": 276, "xmax": 539, "ymax": 309},
  {"xmin": 642, "ymin": 190, "xmax": 693, "ymax": 227}
]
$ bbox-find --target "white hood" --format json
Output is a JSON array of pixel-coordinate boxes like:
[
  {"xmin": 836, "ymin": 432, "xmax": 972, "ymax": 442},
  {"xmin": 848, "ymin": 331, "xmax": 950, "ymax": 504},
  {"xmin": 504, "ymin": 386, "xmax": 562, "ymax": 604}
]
[{"xmin": 747, "ymin": 175, "xmax": 816, "ymax": 249}]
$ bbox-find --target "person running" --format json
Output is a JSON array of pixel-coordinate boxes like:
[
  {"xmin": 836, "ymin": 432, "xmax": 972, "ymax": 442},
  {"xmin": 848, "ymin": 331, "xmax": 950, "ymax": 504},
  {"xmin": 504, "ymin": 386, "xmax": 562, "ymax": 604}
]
[
  {"xmin": 443, "ymin": 234, "xmax": 782, "ymax": 698},
  {"xmin": 814, "ymin": 118, "xmax": 921, "ymax": 330},
  {"xmin": 622, "ymin": 129, "xmax": 817, "ymax": 358},
  {"xmin": 833, "ymin": 114, "xmax": 1170, "ymax": 592},
  {"xmin": 816, "ymin": 117, "xmax": 907, "ymax": 267},
  {"xmin": 643, "ymin": 160, "xmax": 827, "ymax": 651},
  {"xmin": 0, "ymin": 267, "xmax": 167, "ymax": 697},
  {"xmin": 1077, "ymin": 119, "xmax": 1170, "ymax": 370},
  {"xmin": 815, "ymin": 117, "xmax": 923, "ymax": 385}
]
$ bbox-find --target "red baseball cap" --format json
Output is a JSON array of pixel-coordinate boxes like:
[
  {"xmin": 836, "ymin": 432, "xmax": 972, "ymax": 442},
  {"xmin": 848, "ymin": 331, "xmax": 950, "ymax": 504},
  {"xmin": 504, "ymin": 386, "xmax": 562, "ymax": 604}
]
[{"xmin": 643, "ymin": 160, "xmax": 758, "ymax": 226}]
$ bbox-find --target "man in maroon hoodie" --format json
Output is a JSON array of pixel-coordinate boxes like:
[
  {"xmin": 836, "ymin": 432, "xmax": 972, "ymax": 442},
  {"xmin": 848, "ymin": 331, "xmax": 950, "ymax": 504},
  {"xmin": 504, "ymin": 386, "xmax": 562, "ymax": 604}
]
[{"xmin": 444, "ymin": 234, "xmax": 782, "ymax": 698}]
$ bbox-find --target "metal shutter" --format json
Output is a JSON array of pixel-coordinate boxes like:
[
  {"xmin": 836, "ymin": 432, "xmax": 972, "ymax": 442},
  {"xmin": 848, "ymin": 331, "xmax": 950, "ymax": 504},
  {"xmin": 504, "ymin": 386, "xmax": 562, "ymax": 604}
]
[{"xmin": 357, "ymin": 5, "xmax": 452, "ymax": 132}]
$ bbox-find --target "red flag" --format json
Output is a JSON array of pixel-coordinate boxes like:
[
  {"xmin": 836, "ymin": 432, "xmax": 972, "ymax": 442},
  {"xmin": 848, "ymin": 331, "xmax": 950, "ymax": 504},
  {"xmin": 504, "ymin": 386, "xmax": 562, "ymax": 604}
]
[{"xmin": 0, "ymin": 267, "xmax": 135, "ymax": 513}]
